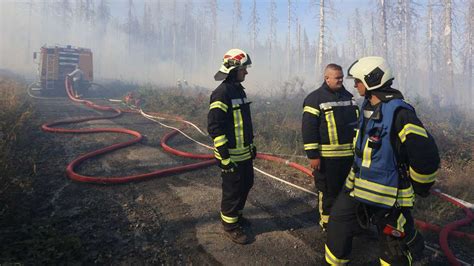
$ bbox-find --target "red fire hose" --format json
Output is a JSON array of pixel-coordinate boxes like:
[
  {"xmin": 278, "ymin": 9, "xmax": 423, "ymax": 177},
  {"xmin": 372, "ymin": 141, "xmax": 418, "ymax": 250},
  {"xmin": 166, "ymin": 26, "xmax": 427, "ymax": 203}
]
[
  {"xmin": 41, "ymin": 77, "xmax": 472, "ymax": 265},
  {"xmin": 431, "ymin": 190, "xmax": 474, "ymax": 266},
  {"xmin": 41, "ymin": 77, "xmax": 217, "ymax": 184}
]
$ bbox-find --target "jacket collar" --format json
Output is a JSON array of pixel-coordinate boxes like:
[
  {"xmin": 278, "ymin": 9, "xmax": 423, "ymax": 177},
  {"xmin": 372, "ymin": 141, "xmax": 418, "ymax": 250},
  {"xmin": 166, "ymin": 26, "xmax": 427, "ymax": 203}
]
[
  {"xmin": 322, "ymin": 82, "xmax": 345, "ymax": 94},
  {"xmin": 371, "ymin": 86, "xmax": 404, "ymax": 102}
]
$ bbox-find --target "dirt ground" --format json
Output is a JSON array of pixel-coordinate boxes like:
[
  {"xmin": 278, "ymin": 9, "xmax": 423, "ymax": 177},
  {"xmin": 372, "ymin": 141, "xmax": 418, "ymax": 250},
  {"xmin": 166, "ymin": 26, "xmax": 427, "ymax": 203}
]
[{"xmin": 0, "ymin": 89, "xmax": 465, "ymax": 265}]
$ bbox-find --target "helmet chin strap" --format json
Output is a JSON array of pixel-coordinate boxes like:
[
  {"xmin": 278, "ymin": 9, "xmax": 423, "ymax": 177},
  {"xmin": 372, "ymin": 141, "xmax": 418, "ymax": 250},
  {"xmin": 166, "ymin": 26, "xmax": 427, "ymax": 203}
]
[{"xmin": 365, "ymin": 89, "xmax": 372, "ymax": 100}]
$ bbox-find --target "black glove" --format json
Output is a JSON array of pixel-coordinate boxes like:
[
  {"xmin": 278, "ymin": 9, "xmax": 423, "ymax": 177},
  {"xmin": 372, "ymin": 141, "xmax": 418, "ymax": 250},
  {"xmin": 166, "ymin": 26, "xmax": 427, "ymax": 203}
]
[
  {"xmin": 313, "ymin": 160, "xmax": 326, "ymax": 193},
  {"xmin": 251, "ymin": 144, "xmax": 257, "ymax": 160},
  {"xmin": 411, "ymin": 182, "xmax": 431, "ymax": 198},
  {"xmin": 219, "ymin": 160, "xmax": 237, "ymax": 173}
]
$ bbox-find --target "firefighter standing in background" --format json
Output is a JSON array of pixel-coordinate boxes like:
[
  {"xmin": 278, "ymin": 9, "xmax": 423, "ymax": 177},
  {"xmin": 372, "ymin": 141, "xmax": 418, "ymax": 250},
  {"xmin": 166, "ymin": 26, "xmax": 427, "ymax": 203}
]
[
  {"xmin": 207, "ymin": 49, "xmax": 257, "ymax": 245},
  {"xmin": 324, "ymin": 57, "xmax": 440, "ymax": 265},
  {"xmin": 68, "ymin": 64, "xmax": 84, "ymax": 98},
  {"xmin": 302, "ymin": 64, "xmax": 359, "ymax": 231}
]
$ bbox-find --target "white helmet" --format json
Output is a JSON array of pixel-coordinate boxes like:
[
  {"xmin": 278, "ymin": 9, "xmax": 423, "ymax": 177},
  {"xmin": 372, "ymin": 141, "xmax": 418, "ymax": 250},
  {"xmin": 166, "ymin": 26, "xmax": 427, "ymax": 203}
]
[
  {"xmin": 214, "ymin": 48, "xmax": 252, "ymax": 81},
  {"xmin": 347, "ymin": 56, "xmax": 394, "ymax": 90}
]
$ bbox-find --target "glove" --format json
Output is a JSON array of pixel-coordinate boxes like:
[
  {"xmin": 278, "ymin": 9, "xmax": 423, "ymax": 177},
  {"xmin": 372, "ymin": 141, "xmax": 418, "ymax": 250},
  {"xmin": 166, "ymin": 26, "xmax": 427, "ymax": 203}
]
[
  {"xmin": 251, "ymin": 144, "xmax": 257, "ymax": 159},
  {"xmin": 411, "ymin": 182, "xmax": 431, "ymax": 198},
  {"xmin": 313, "ymin": 159, "xmax": 326, "ymax": 193},
  {"xmin": 219, "ymin": 159, "xmax": 237, "ymax": 173}
]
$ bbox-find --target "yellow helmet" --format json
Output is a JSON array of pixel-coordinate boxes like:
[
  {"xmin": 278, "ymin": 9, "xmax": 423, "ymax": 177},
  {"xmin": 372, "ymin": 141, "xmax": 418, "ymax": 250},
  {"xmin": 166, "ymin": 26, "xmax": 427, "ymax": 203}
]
[{"xmin": 214, "ymin": 48, "xmax": 252, "ymax": 81}]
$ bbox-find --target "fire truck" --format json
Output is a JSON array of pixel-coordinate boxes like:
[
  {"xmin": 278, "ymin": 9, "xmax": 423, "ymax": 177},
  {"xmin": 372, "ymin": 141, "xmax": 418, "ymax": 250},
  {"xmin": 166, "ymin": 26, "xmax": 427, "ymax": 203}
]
[{"xmin": 33, "ymin": 44, "xmax": 93, "ymax": 95}]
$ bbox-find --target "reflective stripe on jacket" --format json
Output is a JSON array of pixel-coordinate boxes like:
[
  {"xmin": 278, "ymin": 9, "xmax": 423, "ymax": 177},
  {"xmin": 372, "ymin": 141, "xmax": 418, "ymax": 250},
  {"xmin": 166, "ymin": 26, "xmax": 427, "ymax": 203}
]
[
  {"xmin": 207, "ymin": 81, "xmax": 254, "ymax": 163},
  {"xmin": 350, "ymin": 99, "xmax": 415, "ymax": 208},
  {"xmin": 302, "ymin": 83, "xmax": 359, "ymax": 159}
]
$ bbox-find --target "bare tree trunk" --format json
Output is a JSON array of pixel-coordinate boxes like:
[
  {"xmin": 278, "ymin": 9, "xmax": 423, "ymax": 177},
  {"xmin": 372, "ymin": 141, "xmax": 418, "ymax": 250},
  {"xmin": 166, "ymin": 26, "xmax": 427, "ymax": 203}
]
[
  {"xmin": 41, "ymin": 1, "xmax": 50, "ymax": 38},
  {"xmin": 347, "ymin": 20, "xmax": 354, "ymax": 61},
  {"xmin": 193, "ymin": 9, "xmax": 200, "ymax": 82},
  {"xmin": 153, "ymin": 0, "xmax": 162, "ymax": 60},
  {"xmin": 444, "ymin": 0, "xmax": 454, "ymax": 105},
  {"xmin": 85, "ymin": 0, "xmax": 93, "ymax": 25},
  {"xmin": 143, "ymin": 2, "xmax": 150, "ymax": 80},
  {"xmin": 467, "ymin": 0, "xmax": 473, "ymax": 109},
  {"xmin": 353, "ymin": 8, "xmax": 365, "ymax": 58},
  {"xmin": 380, "ymin": 0, "xmax": 388, "ymax": 58},
  {"xmin": 210, "ymin": 0, "xmax": 218, "ymax": 70},
  {"xmin": 296, "ymin": 18, "xmax": 301, "ymax": 74},
  {"xmin": 183, "ymin": 0, "xmax": 192, "ymax": 80},
  {"xmin": 250, "ymin": 0, "xmax": 259, "ymax": 52},
  {"xmin": 316, "ymin": 0, "xmax": 325, "ymax": 75},
  {"xmin": 371, "ymin": 12, "xmax": 376, "ymax": 55},
  {"xmin": 268, "ymin": 0, "xmax": 277, "ymax": 72},
  {"xmin": 401, "ymin": 0, "xmax": 409, "ymax": 92},
  {"xmin": 303, "ymin": 29, "xmax": 309, "ymax": 75},
  {"xmin": 172, "ymin": 0, "xmax": 177, "ymax": 83},
  {"xmin": 393, "ymin": 0, "xmax": 404, "ymax": 93},
  {"xmin": 26, "ymin": 0, "xmax": 33, "ymax": 63},
  {"xmin": 427, "ymin": 0, "xmax": 435, "ymax": 101},
  {"xmin": 288, "ymin": 0, "xmax": 292, "ymax": 78},
  {"xmin": 232, "ymin": 0, "xmax": 242, "ymax": 46},
  {"xmin": 127, "ymin": 0, "xmax": 134, "ymax": 55}
]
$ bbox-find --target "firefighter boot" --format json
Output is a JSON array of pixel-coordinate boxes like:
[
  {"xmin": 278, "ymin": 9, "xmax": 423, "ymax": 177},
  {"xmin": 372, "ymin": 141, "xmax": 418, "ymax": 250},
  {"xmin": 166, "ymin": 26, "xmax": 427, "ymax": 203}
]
[
  {"xmin": 223, "ymin": 226, "xmax": 249, "ymax": 245},
  {"xmin": 238, "ymin": 213, "xmax": 252, "ymax": 227},
  {"xmin": 406, "ymin": 230, "xmax": 425, "ymax": 260}
]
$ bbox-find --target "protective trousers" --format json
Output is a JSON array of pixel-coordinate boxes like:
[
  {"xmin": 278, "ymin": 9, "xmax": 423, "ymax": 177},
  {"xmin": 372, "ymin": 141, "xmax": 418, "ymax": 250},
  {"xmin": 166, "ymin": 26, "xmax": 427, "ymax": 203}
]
[
  {"xmin": 221, "ymin": 159, "xmax": 254, "ymax": 231},
  {"xmin": 325, "ymin": 191, "xmax": 421, "ymax": 265},
  {"xmin": 313, "ymin": 157, "xmax": 353, "ymax": 228}
]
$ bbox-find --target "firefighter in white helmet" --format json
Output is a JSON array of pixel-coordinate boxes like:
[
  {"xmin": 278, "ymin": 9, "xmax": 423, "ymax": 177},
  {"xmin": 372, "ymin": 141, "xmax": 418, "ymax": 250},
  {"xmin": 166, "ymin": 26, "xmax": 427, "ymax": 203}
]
[
  {"xmin": 207, "ymin": 48, "xmax": 256, "ymax": 244},
  {"xmin": 68, "ymin": 64, "xmax": 84, "ymax": 98},
  {"xmin": 324, "ymin": 57, "xmax": 440, "ymax": 265}
]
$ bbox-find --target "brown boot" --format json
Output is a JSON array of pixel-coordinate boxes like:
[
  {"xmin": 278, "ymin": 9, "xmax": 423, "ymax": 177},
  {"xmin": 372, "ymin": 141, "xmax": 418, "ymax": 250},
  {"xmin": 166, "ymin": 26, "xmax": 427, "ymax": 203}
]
[{"xmin": 223, "ymin": 226, "xmax": 249, "ymax": 245}]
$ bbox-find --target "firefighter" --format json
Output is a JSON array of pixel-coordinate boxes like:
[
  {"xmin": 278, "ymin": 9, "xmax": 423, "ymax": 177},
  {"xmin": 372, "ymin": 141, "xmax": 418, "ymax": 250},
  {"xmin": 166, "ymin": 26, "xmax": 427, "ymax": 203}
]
[
  {"xmin": 302, "ymin": 64, "xmax": 359, "ymax": 231},
  {"xmin": 68, "ymin": 64, "xmax": 84, "ymax": 98},
  {"xmin": 324, "ymin": 57, "xmax": 440, "ymax": 265},
  {"xmin": 207, "ymin": 48, "xmax": 257, "ymax": 245}
]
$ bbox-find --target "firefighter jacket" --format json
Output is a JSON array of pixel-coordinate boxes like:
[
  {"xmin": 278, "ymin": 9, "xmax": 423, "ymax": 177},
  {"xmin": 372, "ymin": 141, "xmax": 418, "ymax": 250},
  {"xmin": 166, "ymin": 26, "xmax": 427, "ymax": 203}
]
[
  {"xmin": 69, "ymin": 68, "xmax": 84, "ymax": 82},
  {"xmin": 207, "ymin": 81, "xmax": 254, "ymax": 165},
  {"xmin": 345, "ymin": 98, "xmax": 440, "ymax": 209},
  {"xmin": 302, "ymin": 83, "xmax": 359, "ymax": 159}
]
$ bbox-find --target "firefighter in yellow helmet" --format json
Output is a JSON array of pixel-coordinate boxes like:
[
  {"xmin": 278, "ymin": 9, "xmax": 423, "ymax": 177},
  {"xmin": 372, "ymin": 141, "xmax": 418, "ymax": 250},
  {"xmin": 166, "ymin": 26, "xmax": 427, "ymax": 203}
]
[
  {"xmin": 324, "ymin": 57, "xmax": 440, "ymax": 265},
  {"xmin": 207, "ymin": 49, "xmax": 256, "ymax": 244}
]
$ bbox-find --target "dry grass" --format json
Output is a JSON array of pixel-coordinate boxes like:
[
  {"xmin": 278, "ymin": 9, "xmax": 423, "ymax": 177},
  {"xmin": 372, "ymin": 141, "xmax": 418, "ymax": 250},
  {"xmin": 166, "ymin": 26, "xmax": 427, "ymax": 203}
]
[
  {"xmin": 411, "ymin": 100, "xmax": 474, "ymax": 200},
  {"xmin": 0, "ymin": 76, "xmax": 35, "ymax": 196}
]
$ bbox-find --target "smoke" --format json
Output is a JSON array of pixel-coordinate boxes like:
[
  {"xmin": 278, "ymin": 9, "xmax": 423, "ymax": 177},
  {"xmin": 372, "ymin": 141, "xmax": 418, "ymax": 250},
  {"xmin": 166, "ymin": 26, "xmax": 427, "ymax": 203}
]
[
  {"xmin": 0, "ymin": 1, "xmax": 319, "ymax": 94},
  {"xmin": 0, "ymin": 0, "xmax": 472, "ymax": 111}
]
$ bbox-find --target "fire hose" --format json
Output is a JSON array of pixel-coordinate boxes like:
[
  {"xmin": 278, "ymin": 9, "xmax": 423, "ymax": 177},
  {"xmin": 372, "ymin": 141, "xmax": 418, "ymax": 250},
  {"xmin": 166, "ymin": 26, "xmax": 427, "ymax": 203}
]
[
  {"xmin": 38, "ymin": 77, "xmax": 473, "ymax": 265},
  {"xmin": 137, "ymin": 100, "xmax": 474, "ymax": 266}
]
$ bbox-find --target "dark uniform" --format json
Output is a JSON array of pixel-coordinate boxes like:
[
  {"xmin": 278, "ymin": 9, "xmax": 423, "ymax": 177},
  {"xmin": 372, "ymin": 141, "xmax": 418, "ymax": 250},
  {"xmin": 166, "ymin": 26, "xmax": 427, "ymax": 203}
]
[
  {"xmin": 302, "ymin": 82, "xmax": 359, "ymax": 229},
  {"xmin": 207, "ymin": 80, "xmax": 256, "ymax": 231},
  {"xmin": 325, "ymin": 89, "xmax": 440, "ymax": 265}
]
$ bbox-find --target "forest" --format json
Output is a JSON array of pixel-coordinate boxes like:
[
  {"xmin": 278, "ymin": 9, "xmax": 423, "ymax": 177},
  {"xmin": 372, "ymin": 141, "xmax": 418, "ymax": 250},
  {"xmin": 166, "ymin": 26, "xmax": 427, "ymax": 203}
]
[{"xmin": 0, "ymin": 0, "xmax": 472, "ymax": 110}]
